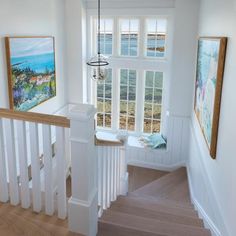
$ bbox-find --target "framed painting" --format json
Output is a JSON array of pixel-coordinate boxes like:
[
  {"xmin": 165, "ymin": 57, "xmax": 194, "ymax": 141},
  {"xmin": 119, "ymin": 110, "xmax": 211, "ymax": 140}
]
[
  {"xmin": 5, "ymin": 36, "xmax": 56, "ymax": 111},
  {"xmin": 194, "ymin": 37, "xmax": 227, "ymax": 159}
]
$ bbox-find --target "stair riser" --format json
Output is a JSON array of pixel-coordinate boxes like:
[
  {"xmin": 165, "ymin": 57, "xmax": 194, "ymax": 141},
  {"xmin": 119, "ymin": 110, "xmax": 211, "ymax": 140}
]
[
  {"xmin": 98, "ymin": 222, "xmax": 165, "ymax": 236},
  {"xmin": 116, "ymin": 197, "xmax": 198, "ymax": 218},
  {"xmin": 100, "ymin": 211, "xmax": 211, "ymax": 236},
  {"xmin": 110, "ymin": 204, "xmax": 204, "ymax": 227}
]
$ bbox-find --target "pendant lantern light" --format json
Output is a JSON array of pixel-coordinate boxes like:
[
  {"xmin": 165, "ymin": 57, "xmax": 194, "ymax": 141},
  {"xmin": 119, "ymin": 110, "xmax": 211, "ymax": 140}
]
[{"xmin": 87, "ymin": 0, "xmax": 109, "ymax": 81}]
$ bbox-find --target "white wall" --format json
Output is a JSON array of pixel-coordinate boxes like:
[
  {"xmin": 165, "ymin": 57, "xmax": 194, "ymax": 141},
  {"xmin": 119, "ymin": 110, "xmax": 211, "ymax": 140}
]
[
  {"xmin": 0, "ymin": 0, "xmax": 67, "ymax": 114},
  {"xmin": 169, "ymin": 0, "xmax": 200, "ymax": 117},
  {"xmin": 188, "ymin": 0, "xmax": 236, "ymax": 235},
  {"xmin": 65, "ymin": 0, "xmax": 87, "ymax": 104}
]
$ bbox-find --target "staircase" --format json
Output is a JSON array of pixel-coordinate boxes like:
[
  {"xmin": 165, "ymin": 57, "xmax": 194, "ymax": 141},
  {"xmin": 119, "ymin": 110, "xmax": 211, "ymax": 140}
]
[{"xmin": 98, "ymin": 167, "xmax": 211, "ymax": 236}]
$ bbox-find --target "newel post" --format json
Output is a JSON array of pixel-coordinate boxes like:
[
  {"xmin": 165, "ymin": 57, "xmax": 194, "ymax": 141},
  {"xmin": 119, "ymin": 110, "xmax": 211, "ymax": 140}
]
[{"xmin": 68, "ymin": 104, "xmax": 97, "ymax": 236}]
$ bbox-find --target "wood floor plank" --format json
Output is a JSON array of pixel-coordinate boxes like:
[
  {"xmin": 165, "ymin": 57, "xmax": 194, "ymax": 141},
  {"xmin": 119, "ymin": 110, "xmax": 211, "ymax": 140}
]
[{"xmin": 0, "ymin": 203, "xmax": 81, "ymax": 236}]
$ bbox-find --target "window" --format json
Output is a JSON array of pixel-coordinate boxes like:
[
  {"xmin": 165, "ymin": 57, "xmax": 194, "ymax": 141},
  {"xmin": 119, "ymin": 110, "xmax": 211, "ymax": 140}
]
[
  {"xmin": 120, "ymin": 19, "xmax": 139, "ymax": 56},
  {"xmin": 97, "ymin": 69, "xmax": 112, "ymax": 128},
  {"xmin": 90, "ymin": 15, "xmax": 171, "ymax": 134},
  {"xmin": 96, "ymin": 19, "xmax": 113, "ymax": 55},
  {"xmin": 119, "ymin": 69, "xmax": 136, "ymax": 131},
  {"xmin": 143, "ymin": 71, "xmax": 163, "ymax": 133},
  {"xmin": 146, "ymin": 19, "xmax": 167, "ymax": 58}
]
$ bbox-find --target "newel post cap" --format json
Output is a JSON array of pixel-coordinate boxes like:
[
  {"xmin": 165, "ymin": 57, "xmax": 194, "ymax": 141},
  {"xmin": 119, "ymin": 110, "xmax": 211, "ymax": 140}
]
[{"xmin": 68, "ymin": 103, "xmax": 97, "ymax": 121}]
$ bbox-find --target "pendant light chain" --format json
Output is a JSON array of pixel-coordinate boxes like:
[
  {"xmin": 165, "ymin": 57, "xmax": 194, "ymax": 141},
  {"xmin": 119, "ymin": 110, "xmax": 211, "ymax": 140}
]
[
  {"xmin": 98, "ymin": 0, "xmax": 101, "ymax": 56},
  {"xmin": 87, "ymin": 0, "xmax": 109, "ymax": 81}
]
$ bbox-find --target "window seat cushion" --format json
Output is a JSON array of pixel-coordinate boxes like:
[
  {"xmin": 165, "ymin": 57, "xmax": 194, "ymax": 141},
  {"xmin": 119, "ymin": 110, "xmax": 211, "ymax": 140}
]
[{"xmin": 139, "ymin": 133, "xmax": 167, "ymax": 149}]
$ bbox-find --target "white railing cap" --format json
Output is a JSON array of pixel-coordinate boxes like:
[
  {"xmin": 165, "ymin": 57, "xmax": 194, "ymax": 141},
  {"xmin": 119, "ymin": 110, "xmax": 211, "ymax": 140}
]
[{"xmin": 68, "ymin": 103, "xmax": 97, "ymax": 121}]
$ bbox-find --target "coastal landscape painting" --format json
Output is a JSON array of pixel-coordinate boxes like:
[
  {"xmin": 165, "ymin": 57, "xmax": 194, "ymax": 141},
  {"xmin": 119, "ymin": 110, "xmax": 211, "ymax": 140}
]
[
  {"xmin": 194, "ymin": 37, "xmax": 227, "ymax": 159},
  {"xmin": 5, "ymin": 37, "xmax": 56, "ymax": 111}
]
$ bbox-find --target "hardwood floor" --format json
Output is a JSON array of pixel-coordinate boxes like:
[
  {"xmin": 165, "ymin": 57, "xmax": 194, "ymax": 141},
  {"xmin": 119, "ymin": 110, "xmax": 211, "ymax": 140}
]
[{"xmin": 0, "ymin": 203, "xmax": 82, "ymax": 236}]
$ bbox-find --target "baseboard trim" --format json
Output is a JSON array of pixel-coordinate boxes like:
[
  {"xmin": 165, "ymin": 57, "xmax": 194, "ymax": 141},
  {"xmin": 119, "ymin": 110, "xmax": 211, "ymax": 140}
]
[
  {"xmin": 127, "ymin": 160, "xmax": 186, "ymax": 172},
  {"xmin": 186, "ymin": 166, "xmax": 221, "ymax": 236}
]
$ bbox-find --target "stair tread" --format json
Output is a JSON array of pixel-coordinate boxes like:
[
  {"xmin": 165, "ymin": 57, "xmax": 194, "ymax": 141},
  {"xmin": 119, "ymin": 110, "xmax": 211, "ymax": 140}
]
[
  {"xmin": 132, "ymin": 167, "xmax": 192, "ymax": 204},
  {"xmin": 109, "ymin": 202, "xmax": 203, "ymax": 227},
  {"xmin": 116, "ymin": 196, "xmax": 198, "ymax": 218},
  {"xmin": 98, "ymin": 221, "xmax": 166, "ymax": 236},
  {"xmin": 100, "ymin": 210, "xmax": 211, "ymax": 236},
  {"xmin": 128, "ymin": 193, "xmax": 194, "ymax": 209}
]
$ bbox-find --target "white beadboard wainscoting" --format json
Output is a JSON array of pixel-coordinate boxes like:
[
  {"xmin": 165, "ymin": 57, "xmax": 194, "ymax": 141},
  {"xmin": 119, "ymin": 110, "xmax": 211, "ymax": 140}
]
[{"xmin": 127, "ymin": 115, "xmax": 190, "ymax": 171}]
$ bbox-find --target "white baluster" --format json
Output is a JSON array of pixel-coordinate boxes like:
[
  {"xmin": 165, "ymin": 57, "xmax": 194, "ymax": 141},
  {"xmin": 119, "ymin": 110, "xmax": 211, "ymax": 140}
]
[
  {"xmin": 110, "ymin": 147, "xmax": 114, "ymax": 202},
  {"xmin": 107, "ymin": 147, "xmax": 111, "ymax": 208},
  {"xmin": 114, "ymin": 147, "xmax": 117, "ymax": 200},
  {"xmin": 0, "ymin": 118, "xmax": 9, "ymax": 202},
  {"xmin": 56, "ymin": 126, "xmax": 67, "ymax": 219},
  {"xmin": 97, "ymin": 147, "xmax": 101, "ymax": 206},
  {"xmin": 5, "ymin": 119, "xmax": 19, "ymax": 205},
  {"xmin": 100, "ymin": 148, "xmax": 104, "ymax": 210},
  {"xmin": 112, "ymin": 147, "xmax": 116, "ymax": 201},
  {"xmin": 103, "ymin": 147, "xmax": 107, "ymax": 209},
  {"xmin": 29, "ymin": 122, "xmax": 41, "ymax": 212},
  {"xmin": 16, "ymin": 120, "xmax": 30, "ymax": 209},
  {"xmin": 117, "ymin": 148, "xmax": 121, "ymax": 195},
  {"xmin": 43, "ymin": 124, "xmax": 54, "ymax": 215}
]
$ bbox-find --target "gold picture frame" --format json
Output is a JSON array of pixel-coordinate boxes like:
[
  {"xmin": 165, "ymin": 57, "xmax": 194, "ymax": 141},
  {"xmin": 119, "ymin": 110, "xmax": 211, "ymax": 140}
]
[
  {"xmin": 194, "ymin": 37, "xmax": 227, "ymax": 159},
  {"xmin": 5, "ymin": 36, "xmax": 57, "ymax": 111}
]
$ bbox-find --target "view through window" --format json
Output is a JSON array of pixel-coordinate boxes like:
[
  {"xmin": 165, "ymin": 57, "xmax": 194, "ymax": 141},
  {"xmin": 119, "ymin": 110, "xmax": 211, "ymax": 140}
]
[
  {"xmin": 146, "ymin": 19, "xmax": 167, "ymax": 57},
  {"xmin": 119, "ymin": 69, "xmax": 136, "ymax": 131},
  {"xmin": 97, "ymin": 69, "xmax": 112, "ymax": 128},
  {"xmin": 92, "ymin": 16, "xmax": 168, "ymax": 134}
]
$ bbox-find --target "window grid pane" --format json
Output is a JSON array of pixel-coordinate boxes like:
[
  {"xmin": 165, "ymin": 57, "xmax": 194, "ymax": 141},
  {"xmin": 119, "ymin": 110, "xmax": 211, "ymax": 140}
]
[
  {"xmin": 96, "ymin": 19, "xmax": 113, "ymax": 55},
  {"xmin": 143, "ymin": 71, "xmax": 163, "ymax": 133},
  {"xmin": 97, "ymin": 69, "xmax": 112, "ymax": 128},
  {"xmin": 119, "ymin": 69, "xmax": 136, "ymax": 131},
  {"xmin": 146, "ymin": 19, "xmax": 167, "ymax": 58},
  {"xmin": 120, "ymin": 19, "xmax": 139, "ymax": 57}
]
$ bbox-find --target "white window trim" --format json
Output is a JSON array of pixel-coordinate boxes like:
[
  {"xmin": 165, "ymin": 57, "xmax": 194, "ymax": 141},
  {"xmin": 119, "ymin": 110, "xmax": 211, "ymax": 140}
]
[{"xmin": 87, "ymin": 8, "xmax": 174, "ymax": 136}]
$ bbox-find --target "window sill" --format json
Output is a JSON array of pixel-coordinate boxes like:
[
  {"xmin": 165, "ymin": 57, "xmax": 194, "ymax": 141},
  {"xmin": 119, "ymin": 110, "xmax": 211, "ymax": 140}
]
[
  {"xmin": 127, "ymin": 136, "xmax": 168, "ymax": 153},
  {"xmin": 96, "ymin": 130, "xmax": 168, "ymax": 153},
  {"xmin": 95, "ymin": 131, "xmax": 124, "ymax": 146}
]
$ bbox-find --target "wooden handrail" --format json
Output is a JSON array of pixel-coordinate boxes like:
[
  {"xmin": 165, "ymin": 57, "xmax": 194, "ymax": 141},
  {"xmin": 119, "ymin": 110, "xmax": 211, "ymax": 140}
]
[
  {"xmin": 0, "ymin": 108, "xmax": 70, "ymax": 128},
  {"xmin": 95, "ymin": 136, "xmax": 124, "ymax": 147}
]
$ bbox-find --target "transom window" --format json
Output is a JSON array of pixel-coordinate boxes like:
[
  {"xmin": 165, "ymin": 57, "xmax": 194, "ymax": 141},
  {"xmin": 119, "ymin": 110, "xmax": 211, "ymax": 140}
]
[
  {"xmin": 90, "ymin": 15, "xmax": 170, "ymax": 134},
  {"xmin": 96, "ymin": 19, "xmax": 113, "ymax": 55},
  {"xmin": 120, "ymin": 19, "xmax": 139, "ymax": 56},
  {"xmin": 146, "ymin": 19, "xmax": 167, "ymax": 58}
]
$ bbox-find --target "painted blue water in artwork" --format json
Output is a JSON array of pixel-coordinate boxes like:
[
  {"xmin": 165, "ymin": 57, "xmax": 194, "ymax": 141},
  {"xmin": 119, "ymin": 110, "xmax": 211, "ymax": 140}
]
[{"xmin": 11, "ymin": 53, "xmax": 55, "ymax": 74}]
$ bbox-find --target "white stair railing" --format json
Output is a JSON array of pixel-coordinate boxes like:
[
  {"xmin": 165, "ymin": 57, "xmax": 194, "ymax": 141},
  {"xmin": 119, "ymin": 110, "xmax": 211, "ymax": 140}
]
[
  {"xmin": 95, "ymin": 136, "xmax": 128, "ymax": 216},
  {"xmin": 0, "ymin": 104, "xmax": 129, "ymax": 236},
  {"xmin": 0, "ymin": 108, "xmax": 69, "ymax": 219}
]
